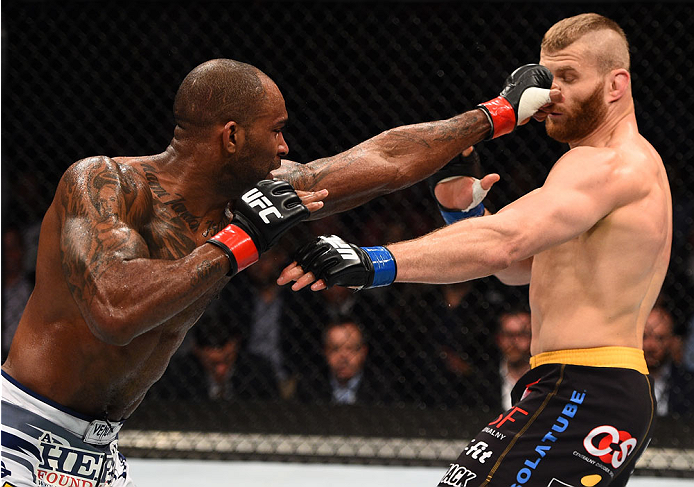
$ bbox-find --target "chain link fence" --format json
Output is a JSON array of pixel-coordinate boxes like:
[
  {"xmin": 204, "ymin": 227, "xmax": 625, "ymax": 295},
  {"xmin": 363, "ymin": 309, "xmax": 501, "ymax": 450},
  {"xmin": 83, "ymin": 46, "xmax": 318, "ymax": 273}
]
[{"xmin": 2, "ymin": 0, "xmax": 693, "ymax": 478}]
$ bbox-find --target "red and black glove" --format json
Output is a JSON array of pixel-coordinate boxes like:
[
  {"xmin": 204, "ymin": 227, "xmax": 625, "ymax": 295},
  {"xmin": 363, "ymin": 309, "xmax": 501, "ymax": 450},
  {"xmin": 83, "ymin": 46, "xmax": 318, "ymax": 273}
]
[
  {"xmin": 207, "ymin": 180, "xmax": 309, "ymax": 276},
  {"xmin": 478, "ymin": 64, "xmax": 553, "ymax": 139}
]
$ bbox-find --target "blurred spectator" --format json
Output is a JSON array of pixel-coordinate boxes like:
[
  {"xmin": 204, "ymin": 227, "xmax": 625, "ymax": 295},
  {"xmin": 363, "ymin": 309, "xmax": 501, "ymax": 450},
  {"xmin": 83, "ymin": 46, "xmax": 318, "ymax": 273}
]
[
  {"xmin": 297, "ymin": 318, "xmax": 393, "ymax": 405},
  {"xmin": 414, "ymin": 282, "xmax": 496, "ymax": 409},
  {"xmin": 643, "ymin": 306, "xmax": 694, "ymax": 416},
  {"xmin": 495, "ymin": 308, "xmax": 532, "ymax": 411},
  {"xmin": 150, "ymin": 307, "xmax": 279, "ymax": 401},
  {"xmin": 2, "ymin": 226, "xmax": 34, "ymax": 360},
  {"xmin": 243, "ymin": 246, "xmax": 295, "ymax": 396}
]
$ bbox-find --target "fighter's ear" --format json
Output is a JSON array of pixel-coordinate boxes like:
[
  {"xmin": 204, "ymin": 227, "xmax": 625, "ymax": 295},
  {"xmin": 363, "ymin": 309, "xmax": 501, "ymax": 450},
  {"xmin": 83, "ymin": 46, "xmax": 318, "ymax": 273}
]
[
  {"xmin": 223, "ymin": 121, "xmax": 244, "ymax": 154},
  {"xmin": 607, "ymin": 69, "xmax": 630, "ymax": 102}
]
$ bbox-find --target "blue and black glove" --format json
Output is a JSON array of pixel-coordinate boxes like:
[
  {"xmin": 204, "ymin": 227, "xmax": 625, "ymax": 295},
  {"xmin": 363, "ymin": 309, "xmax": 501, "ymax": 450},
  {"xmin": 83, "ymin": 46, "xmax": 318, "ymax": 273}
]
[{"xmin": 293, "ymin": 235, "xmax": 396, "ymax": 290}]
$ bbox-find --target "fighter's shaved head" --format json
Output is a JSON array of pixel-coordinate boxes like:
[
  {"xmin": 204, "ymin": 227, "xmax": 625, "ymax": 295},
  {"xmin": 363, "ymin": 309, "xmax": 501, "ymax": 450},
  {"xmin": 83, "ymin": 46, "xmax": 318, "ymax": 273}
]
[
  {"xmin": 542, "ymin": 13, "xmax": 630, "ymax": 73},
  {"xmin": 173, "ymin": 59, "xmax": 269, "ymax": 130}
]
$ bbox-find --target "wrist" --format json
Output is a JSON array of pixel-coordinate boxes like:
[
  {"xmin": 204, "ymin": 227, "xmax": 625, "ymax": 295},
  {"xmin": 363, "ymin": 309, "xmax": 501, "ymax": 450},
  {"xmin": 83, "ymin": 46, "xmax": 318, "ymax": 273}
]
[
  {"xmin": 207, "ymin": 224, "xmax": 259, "ymax": 276},
  {"xmin": 439, "ymin": 203, "xmax": 485, "ymax": 225},
  {"xmin": 478, "ymin": 97, "xmax": 516, "ymax": 140},
  {"xmin": 361, "ymin": 246, "xmax": 397, "ymax": 288}
]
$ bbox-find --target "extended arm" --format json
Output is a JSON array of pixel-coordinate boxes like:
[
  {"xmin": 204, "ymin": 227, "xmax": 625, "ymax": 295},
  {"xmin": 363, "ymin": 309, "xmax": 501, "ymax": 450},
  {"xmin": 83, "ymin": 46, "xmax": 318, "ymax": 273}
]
[
  {"xmin": 272, "ymin": 110, "xmax": 490, "ymax": 218},
  {"xmin": 281, "ymin": 146, "xmax": 644, "ymax": 290},
  {"xmin": 272, "ymin": 64, "xmax": 556, "ymax": 218},
  {"xmin": 389, "ymin": 148, "xmax": 642, "ymax": 284}
]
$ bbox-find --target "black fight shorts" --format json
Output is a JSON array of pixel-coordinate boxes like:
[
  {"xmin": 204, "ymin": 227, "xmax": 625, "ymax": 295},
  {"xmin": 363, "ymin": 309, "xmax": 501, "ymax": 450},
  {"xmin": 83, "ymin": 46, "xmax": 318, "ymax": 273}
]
[{"xmin": 437, "ymin": 347, "xmax": 655, "ymax": 487}]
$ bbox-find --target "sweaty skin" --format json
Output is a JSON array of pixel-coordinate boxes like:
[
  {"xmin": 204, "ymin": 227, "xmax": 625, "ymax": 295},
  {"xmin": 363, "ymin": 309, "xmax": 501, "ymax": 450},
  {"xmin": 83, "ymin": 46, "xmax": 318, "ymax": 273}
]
[{"xmin": 279, "ymin": 31, "xmax": 672, "ymax": 357}]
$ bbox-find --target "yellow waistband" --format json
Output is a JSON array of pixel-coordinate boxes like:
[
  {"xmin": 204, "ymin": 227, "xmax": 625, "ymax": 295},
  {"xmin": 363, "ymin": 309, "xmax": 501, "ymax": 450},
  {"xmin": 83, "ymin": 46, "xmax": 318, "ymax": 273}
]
[{"xmin": 530, "ymin": 346, "xmax": 648, "ymax": 375}]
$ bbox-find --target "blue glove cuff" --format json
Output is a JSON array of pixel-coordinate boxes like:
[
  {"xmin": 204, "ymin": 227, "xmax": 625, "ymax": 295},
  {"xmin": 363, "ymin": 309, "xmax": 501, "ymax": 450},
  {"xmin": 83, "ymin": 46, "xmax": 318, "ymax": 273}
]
[
  {"xmin": 440, "ymin": 203, "xmax": 485, "ymax": 225},
  {"xmin": 361, "ymin": 246, "xmax": 397, "ymax": 288}
]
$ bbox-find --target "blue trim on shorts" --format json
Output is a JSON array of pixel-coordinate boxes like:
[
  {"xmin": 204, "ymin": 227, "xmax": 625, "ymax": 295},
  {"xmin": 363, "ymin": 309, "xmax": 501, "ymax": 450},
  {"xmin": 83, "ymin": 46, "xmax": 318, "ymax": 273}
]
[{"xmin": 1, "ymin": 370, "xmax": 96, "ymax": 422}]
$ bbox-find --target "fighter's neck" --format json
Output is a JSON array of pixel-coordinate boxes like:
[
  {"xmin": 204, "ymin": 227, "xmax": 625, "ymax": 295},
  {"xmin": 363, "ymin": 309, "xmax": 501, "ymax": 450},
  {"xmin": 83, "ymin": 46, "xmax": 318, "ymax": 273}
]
[{"xmin": 138, "ymin": 148, "xmax": 231, "ymax": 219}]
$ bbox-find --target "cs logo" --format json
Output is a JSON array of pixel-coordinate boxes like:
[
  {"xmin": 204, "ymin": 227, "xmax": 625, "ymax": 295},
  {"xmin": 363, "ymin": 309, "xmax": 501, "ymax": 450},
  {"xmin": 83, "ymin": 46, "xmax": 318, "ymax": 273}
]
[{"xmin": 583, "ymin": 425, "xmax": 637, "ymax": 469}]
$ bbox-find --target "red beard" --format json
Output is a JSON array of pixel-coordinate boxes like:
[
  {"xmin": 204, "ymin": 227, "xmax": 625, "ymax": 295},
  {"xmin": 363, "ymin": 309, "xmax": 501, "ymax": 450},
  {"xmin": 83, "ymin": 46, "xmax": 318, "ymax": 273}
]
[{"xmin": 546, "ymin": 82, "xmax": 608, "ymax": 143}]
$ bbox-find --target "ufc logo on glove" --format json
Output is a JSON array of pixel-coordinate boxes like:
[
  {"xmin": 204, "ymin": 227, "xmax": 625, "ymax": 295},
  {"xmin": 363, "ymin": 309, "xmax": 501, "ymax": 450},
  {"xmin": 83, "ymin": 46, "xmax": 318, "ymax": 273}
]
[
  {"xmin": 242, "ymin": 187, "xmax": 283, "ymax": 223},
  {"xmin": 322, "ymin": 236, "xmax": 360, "ymax": 260}
]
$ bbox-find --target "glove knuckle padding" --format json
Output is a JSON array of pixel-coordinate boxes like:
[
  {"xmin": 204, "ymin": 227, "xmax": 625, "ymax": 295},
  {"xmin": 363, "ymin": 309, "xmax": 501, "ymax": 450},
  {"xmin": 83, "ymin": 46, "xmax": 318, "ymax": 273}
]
[
  {"xmin": 479, "ymin": 63, "xmax": 553, "ymax": 139},
  {"xmin": 236, "ymin": 179, "xmax": 309, "ymax": 252},
  {"xmin": 501, "ymin": 64, "xmax": 553, "ymax": 114},
  {"xmin": 295, "ymin": 235, "xmax": 373, "ymax": 288}
]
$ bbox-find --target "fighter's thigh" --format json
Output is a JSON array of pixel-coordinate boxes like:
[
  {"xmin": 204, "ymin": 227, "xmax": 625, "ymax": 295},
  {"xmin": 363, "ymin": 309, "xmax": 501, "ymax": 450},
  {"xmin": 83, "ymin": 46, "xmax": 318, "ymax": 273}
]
[
  {"xmin": 436, "ymin": 397, "xmax": 546, "ymax": 487},
  {"xmin": 436, "ymin": 382, "xmax": 593, "ymax": 486}
]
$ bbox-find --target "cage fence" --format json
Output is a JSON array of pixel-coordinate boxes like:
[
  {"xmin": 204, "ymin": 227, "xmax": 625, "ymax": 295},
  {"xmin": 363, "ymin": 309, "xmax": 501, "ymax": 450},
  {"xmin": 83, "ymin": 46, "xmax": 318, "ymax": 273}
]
[{"xmin": 2, "ymin": 0, "xmax": 693, "ymax": 479}]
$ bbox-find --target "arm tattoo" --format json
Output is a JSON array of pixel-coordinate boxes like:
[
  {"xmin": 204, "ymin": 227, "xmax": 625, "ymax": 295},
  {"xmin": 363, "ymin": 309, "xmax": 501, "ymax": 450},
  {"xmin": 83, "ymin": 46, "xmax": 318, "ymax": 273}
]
[
  {"xmin": 190, "ymin": 260, "xmax": 223, "ymax": 287},
  {"xmin": 60, "ymin": 158, "xmax": 147, "ymax": 307}
]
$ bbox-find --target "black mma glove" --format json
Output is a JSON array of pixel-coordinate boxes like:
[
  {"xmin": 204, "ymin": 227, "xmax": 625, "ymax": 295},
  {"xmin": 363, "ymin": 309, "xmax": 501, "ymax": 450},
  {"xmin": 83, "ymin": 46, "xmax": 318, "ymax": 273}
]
[
  {"xmin": 427, "ymin": 150, "xmax": 488, "ymax": 224},
  {"xmin": 478, "ymin": 64, "xmax": 553, "ymax": 139},
  {"xmin": 293, "ymin": 235, "xmax": 397, "ymax": 290},
  {"xmin": 207, "ymin": 180, "xmax": 309, "ymax": 276}
]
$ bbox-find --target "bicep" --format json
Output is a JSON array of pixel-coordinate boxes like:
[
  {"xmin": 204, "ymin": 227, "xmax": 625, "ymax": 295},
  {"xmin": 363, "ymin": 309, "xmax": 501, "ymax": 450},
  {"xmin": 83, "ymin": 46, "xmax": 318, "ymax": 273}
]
[{"xmin": 498, "ymin": 152, "xmax": 632, "ymax": 259}]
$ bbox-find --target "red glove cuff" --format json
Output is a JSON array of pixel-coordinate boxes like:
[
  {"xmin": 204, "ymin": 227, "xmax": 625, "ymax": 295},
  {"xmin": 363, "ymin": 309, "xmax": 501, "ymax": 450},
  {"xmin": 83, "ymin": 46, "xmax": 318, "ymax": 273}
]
[
  {"xmin": 207, "ymin": 224, "xmax": 259, "ymax": 275},
  {"xmin": 479, "ymin": 97, "xmax": 516, "ymax": 139}
]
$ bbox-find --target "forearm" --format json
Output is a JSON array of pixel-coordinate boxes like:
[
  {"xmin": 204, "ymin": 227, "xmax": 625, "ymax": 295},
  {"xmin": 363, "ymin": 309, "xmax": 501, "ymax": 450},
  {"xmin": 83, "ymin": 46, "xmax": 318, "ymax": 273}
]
[
  {"xmin": 387, "ymin": 216, "xmax": 516, "ymax": 284},
  {"xmin": 272, "ymin": 110, "xmax": 490, "ymax": 217},
  {"xmin": 80, "ymin": 245, "xmax": 229, "ymax": 346}
]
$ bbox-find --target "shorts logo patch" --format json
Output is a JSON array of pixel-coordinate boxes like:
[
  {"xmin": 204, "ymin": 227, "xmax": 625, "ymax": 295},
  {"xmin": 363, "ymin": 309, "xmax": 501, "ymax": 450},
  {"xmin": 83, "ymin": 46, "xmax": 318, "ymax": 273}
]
[
  {"xmin": 438, "ymin": 463, "xmax": 477, "ymax": 486},
  {"xmin": 1, "ymin": 460, "xmax": 12, "ymax": 478},
  {"xmin": 3, "ymin": 482, "xmax": 18, "ymax": 487},
  {"xmin": 583, "ymin": 425, "xmax": 637, "ymax": 469},
  {"xmin": 488, "ymin": 406, "xmax": 529, "ymax": 429},
  {"xmin": 581, "ymin": 474, "xmax": 602, "ymax": 486},
  {"xmin": 462, "ymin": 439, "xmax": 493, "ymax": 463},
  {"xmin": 510, "ymin": 390, "xmax": 586, "ymax": 487},
  {"xmin": 481, "ymin": 426, "xmax": 506, "ymax": 441}
]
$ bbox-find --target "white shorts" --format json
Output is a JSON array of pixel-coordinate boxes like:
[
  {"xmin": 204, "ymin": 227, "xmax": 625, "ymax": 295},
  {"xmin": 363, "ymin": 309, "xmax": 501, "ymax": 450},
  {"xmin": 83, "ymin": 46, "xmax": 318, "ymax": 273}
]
[{"xmin": 1, "ymin": 371, "xmax": 135, "ymax": 487}]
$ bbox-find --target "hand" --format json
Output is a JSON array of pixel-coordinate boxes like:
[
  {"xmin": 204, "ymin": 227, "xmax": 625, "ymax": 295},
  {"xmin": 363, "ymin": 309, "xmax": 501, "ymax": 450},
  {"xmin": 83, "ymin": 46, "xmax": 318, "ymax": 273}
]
[
  {"xmin": 427, "ymin": 147, "xmax": 499, "ymax": 211},
  {"xmin": 278, "ymin": 235, "xmax": 397, "ymax": 291},
  {"xmin": 434, "ymin": 173, "xmax": 500, "ymax": 211},
  {"xmin": 208, "ymin": 180, "xmax": 314, "ymax": 275},
  {"xmin": 296, "ymin": 188, "xmax": 328, "ymax": 213},
  {"xmin": 233, "ymin": 180, "xmax": 310, "ymax": 253},
  {"xmin": 478, "ymin": 64, "xmax": 554, "ymax": 139}
]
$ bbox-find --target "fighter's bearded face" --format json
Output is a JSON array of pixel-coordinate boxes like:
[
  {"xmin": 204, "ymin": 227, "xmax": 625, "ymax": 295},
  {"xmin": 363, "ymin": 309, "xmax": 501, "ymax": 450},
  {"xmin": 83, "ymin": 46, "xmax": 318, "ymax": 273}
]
[
  {"xmin": 544, "ymin": 79, "xmax": 608, "ymax": 143},
  {"xmin": 539, "ymin": 38, "xmax": 612, "ymax": 144}
]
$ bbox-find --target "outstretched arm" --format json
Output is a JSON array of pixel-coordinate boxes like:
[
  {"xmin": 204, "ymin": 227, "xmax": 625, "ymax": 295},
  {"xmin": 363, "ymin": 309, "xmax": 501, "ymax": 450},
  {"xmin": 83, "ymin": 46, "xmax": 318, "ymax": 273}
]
[
  {"xmin": 272, "ymin": 110, "xmax": 490, "ymax": 218},
  {"xmin": 272, "ymin": 64, "xmax": 558, "ymax": 218},
  {"xmin": 279, "ymin": 146, "xmax": 643, "ymax": 290}
]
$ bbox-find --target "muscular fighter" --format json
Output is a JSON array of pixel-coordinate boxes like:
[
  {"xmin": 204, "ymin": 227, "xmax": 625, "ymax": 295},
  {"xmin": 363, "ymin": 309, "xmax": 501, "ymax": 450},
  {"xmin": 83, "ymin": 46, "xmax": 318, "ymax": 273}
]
[
  {"xmin": 281, "ymin": 14, "xmax": 670, "ymax": 486},
  {"xmin": 1, "ymin": 58, "xmax": 553, "ymax": 485}
]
